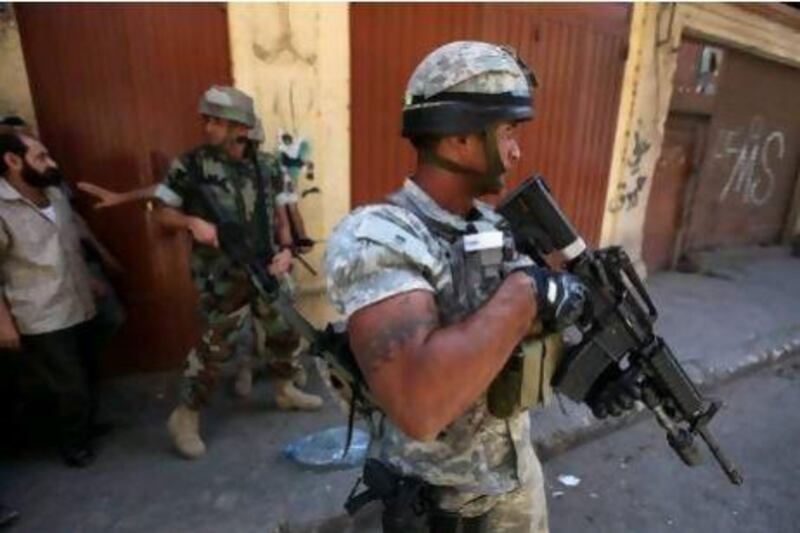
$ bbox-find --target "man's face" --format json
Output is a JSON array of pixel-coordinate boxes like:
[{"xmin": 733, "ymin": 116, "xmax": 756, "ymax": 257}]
[
  {"xmin": 202, "ymin": 115, "xmax": 249, "ymax": 148},
  {"xmin": 5, "ymin": 136, "xmax": 62, "ymax": 188}
]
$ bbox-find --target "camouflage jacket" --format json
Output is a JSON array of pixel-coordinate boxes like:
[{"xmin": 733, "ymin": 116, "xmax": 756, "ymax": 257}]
[
  {"xmin": 325, "ymin": 179, "xmax": 536, "ymax": 515},
  {"xmin": 155, "ymin": 144, "xmax": 282, "ymax": 297}
]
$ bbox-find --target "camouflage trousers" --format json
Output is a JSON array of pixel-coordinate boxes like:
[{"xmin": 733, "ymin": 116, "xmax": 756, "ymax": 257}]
[
  {"xmin": 179, "ymin": 292, "xmax": 303, "ymax": 409},
  {"xmin": 483, "ymin": 472, "xmax": 549, "ymax": 533},
  {"xmin": 434, "ymin": 452, "xmax": 549, "ymax": 533}
]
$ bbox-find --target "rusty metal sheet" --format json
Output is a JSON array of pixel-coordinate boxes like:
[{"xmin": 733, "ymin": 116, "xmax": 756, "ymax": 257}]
[
  {"xmin": 350, "ymin": 3, "xmax": 630, "ymax": 245},
  {"xmin": 685, "ymin": 45, "xmax": 800, "ymax": 251},
  {"xmin": 16, "ymin": 4, "xmax": 232, "ymax": 371},
  {"xmin": 642, "ymin": 115, "xmax": 705, "ymax": 272}
]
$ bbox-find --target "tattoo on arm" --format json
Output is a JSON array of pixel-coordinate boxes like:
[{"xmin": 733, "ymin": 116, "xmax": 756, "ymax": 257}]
[{"xmin": 358, "ymin": 294, "xmax": 439, "ymax": 376}]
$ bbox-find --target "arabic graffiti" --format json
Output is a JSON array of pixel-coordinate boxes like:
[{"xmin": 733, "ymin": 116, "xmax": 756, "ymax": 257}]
[
  {"xmin": 715, "ymin": 116, "xmax": 785, "ymax": 206},
  {"xmin": 609, "ymin": 127, "xmax": 652, "ymax": 213}
]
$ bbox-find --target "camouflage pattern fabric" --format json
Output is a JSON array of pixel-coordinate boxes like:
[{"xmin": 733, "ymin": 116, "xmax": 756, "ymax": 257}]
[
  {"xmin": 484, "ymin": 467, "xmax": 549, "ymax": 533},
  {"xmin": 404, "ymin": 41, "xmax": 531, "ymax": 105},
  {"xmin": 179, "ymin": 281, "xmax": 302, "ymax": 409},
  {"xmin": 154, "ymin": 144, "xmax": 301, "ymax": 407},
  {"xmin": 198, "ymin": 85, "xmax": 256, "ymax": 128},
  {"xmin": 325, "ymin": 178, "xmax": 547, "ymax": 523},
  {"xmin": 155, "ymin": 144, "xmax": 283, "ymax": 296}
]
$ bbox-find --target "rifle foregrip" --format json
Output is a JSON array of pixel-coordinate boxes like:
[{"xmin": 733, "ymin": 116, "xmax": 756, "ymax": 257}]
[{"xmin": 646, "ymin": 341, "xmax": 704, "ymax": 419}]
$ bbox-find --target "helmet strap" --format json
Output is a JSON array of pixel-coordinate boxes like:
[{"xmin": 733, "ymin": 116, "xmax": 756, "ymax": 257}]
[
  {"xmin": 420, "ymin": 125, "xmax": 507, "ymax": 192},
  {"xmin": 479, "ymin": 125, "xmax": 507, "ymax": 190},
  {"xmin": 420, "ymin": 146, "xmax": 484, "ymax": 179}
]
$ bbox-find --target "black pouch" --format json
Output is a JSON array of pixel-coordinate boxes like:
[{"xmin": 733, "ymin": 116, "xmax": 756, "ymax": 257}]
[{"xmin": 346, "ymin": 459, "xmax": 430, "ymax": 532}]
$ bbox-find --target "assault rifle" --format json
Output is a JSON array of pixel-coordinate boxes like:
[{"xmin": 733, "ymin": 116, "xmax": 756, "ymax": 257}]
[{"xmin": 498, "ymin": 175, "xmax": 743, "ymax": 486}]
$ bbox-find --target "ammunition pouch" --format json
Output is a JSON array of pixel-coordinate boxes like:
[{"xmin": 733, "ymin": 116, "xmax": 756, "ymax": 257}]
[
  {"xmin": 488, "ymin": 331, "xmax": 563, "ymax": 418},
  {"xmin": 346, "ymin": 459, "xmax": 490, "ymax": 533}
]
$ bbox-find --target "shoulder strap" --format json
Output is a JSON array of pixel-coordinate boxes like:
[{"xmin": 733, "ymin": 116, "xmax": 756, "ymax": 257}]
[{"xmin": 385, "ymin": 188, "xmax": 462, "ymax": 243}]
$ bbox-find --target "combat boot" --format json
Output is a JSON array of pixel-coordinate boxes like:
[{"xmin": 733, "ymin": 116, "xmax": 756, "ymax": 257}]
[
  {"xmin": 275, "ymin": 380, "xmax": 323, "ymax": 411},
  {"xmin": 166, "ymin": 405, "xmax": 206, "ymax": 459}
]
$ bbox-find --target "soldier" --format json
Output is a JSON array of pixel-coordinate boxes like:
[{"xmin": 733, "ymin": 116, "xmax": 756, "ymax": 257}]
[
  {"xmin": 325, "ymin": 42, "xmax": 589, "ymax": 531},
  {"xmin": 79, "ymin": 86, "xmax": 322, "ymax": 459}
]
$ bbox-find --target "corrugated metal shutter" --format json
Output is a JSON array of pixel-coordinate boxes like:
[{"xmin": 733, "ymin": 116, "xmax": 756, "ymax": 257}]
[
  {"xmin": 16, "ymin": 4, "xmax": 232, "ymax": 371},
  {"xmin": 351, "ymin": 3, "xmax": 630, "ymax": 245}
]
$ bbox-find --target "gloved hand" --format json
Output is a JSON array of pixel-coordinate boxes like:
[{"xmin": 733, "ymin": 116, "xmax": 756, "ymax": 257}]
[
  {"xmin": 585, "ymin": 364, "xmax": 643, "ymax": 419},
  {"xmin": 518, "ymin": 267, "xmax": 588, "ymax": 331}
]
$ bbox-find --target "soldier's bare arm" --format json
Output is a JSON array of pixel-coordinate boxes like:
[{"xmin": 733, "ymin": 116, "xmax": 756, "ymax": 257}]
[
  {"xmin": 348, "ymin": 271, "xmax": 537, "ymax": 441},
  {"xmin": 77, "ymin": 182, "xmax": 158, "ymax": 209}
]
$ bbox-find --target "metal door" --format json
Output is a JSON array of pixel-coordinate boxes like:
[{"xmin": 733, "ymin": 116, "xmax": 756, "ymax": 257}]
[
  {"xmin": 16, "ymin": 4, "xmax": 232, "ymax": 371},
  {"xmin": 350, "ymin": 3, "xmax": 631, "ymax": 245},
  {"xmin": 686, "ymin": 45, "xmax": 800, "ymax": 250},
  {"xmin": 642, "ymin": 115, "xmax": 705, "ymax": 272}
]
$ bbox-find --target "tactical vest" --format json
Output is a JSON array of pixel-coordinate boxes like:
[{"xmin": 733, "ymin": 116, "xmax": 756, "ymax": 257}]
[{"xmin": 387, "ymin": 187, "xmax": 563, "ymax": 419}]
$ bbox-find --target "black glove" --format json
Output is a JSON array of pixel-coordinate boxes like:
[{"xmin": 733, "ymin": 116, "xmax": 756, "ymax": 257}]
[
  {"xmin": 585, "ymin": 364, "xmax": 643, "ymax": 419},
  {"xmin": 519, "ymin": 267, "xmax": 588, "ymax": 331}
]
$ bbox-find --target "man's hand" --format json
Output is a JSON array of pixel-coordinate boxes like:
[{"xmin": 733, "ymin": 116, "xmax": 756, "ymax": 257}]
[
  {"xmin": 77, "ymin": 182, "xmax": 126, "ymax": 209},
  {"xmin": 268, "ymin": 248, "xmax": 293, "ymax": 276},
  {"xmin": 0, "ymin": 319, "xmax": 20, "ymax": 351},
  {"xmin": 187, "ymin": 217, "xmax": 219, "ymax": 248},
  {"xmin": 585, "ymin": 365, "xmax": 643, "ymax": 419},
  {"xmin": 518, "ymin": 267, "xmax": 587, "ymax": 331}
]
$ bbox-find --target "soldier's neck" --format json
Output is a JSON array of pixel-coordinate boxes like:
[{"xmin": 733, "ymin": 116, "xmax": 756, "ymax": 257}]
[{"xmin": 413, "ymin": 165, "xmax": 474, "ymax": 217}]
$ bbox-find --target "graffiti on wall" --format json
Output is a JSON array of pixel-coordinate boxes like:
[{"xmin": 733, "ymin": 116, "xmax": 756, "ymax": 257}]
[
  {"xmin": 715, "ymin": 115, "xmax": 785, "ymax": 206},
  {"xmin": 609, "ymin": 127, "xmax": 652, "ymax": 213},
  {"xmin": 276, "ymin": 129, "xmax": 318, "ymax": 203}
]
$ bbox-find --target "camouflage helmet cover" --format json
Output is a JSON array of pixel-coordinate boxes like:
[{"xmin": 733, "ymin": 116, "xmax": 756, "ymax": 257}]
[
  {"xmin": 198, "ymin": 85, "xmax": 256, "ymax": 128},
  {"xmin": 402, "ymin": 41, "xmax": 537, "ymax": 138}
]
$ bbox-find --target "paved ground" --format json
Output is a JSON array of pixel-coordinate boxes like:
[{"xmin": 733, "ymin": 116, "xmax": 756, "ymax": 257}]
[
  {"xmin": 545, "ymin": 354, "xmax": 800, "ymax": 533},
  {"xmin": 1, "ymin": 246, "xmax": 798, "ymax": 531},
  {"xmin": 530, "ymin": 246, "xmax": 800, "ymax": 457}
]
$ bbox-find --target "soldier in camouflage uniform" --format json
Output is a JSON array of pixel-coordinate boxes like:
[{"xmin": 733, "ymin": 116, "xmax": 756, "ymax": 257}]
[
  {"xmin": 325, "ymin": 42, "xmax": 588, "ymax": 532},
  {"xmin": 78, "ymin": 86, "xmax": 323, "ymax": 459},
  {"xmin": 157, "ymin": 86, "xmax": 323, "ymax": 459}
]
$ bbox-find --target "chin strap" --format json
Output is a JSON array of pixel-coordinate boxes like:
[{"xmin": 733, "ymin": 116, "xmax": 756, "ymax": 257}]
[{"xmin": 420, "ymin": 124, "xmax": 507, "ymax": 188}]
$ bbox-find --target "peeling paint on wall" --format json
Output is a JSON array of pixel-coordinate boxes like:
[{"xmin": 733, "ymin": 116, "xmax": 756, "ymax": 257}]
[{"xmin": 227, "ymin": 2, "xmax": 349, "ymax": 311}]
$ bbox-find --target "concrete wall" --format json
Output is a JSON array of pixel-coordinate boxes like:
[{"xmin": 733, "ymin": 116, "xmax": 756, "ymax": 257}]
[
  {"xmin": 227, "ymin": 3, "xmax": 350, "ymax": 324},
  {"xmin": 0, "ymin": 6, "xmax": 36, "ymax": 128},
  {"xmin": 599, "ymin": 3, "xmax": 800, "ymax": 274}
]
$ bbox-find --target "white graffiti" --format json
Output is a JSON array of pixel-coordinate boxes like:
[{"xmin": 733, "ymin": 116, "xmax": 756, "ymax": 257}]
[{"xmin": 716, "ymin": 116, "xmax": 786, "ymax": 206}]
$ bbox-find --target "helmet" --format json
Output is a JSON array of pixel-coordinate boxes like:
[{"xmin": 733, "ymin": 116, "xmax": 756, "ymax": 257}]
[
  {"xmin": 248, "ymin": 117, "xmax": 265, "ymax": 143},
  {"xmin": 402, "ymin": 41, "xmax": 537, "ymax": 138},
  {"xmin": 198, "ymin": 85, "xmax": 256, "ymax": 128}
]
